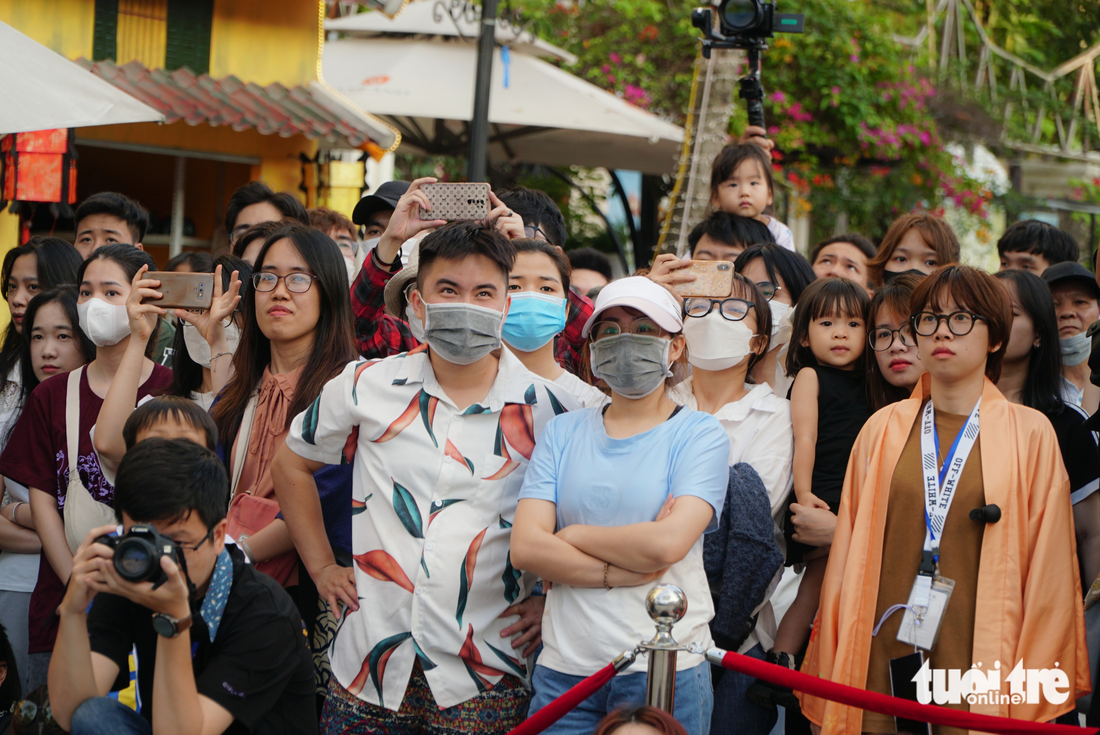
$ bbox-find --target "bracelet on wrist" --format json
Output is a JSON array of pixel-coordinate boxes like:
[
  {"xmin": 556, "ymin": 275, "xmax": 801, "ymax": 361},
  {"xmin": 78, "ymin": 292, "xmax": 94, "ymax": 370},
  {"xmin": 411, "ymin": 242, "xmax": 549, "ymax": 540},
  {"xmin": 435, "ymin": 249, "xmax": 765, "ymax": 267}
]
[
  {"xmin": 603, "ymin": 562, "xmax": 613, "ymax": 591},
  {"xmin": 210, "ymin": 351, "xmax": 232, "ymax": 362},
  {"xmin": 238, "ymin": 535, "xmax": 256, "ymax": 564},
  {"xmin": 373, "ymin": 245, "xmax": 401, "ymax": 270}
]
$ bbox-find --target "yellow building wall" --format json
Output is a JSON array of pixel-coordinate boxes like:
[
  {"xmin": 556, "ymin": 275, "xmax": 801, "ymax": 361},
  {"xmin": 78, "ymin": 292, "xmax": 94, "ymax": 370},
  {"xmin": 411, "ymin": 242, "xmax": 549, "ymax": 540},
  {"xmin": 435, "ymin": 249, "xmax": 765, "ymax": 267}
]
[
  {"xmin": 209, "ymin": 0, "xmax": 319, "ymax": 86},
  {"xmin": 0, "ymin": 0, "xmax": 95, "ymax": 57}
]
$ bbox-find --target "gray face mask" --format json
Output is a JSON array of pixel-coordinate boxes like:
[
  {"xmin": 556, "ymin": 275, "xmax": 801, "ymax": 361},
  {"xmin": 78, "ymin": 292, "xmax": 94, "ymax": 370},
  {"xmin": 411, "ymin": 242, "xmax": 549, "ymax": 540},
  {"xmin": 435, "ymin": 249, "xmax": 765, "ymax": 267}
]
[
  {"xmin": 422, "ymin": 302, "xmax": 504, "ymax": 365},
  {"xmin": 1061, "ymin": 331, "xmax": 1092, "ymax": 367},
  {"xmin": 589, "ymin": 334, "xmax": 672, "ymax": 399}
]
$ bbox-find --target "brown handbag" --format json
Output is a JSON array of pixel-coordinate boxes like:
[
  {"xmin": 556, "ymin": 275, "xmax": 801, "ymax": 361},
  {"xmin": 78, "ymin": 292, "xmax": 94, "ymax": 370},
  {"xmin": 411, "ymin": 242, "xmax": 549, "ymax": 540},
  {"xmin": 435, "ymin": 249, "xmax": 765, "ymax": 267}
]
[{"xmin": 224, "ymin": 391, "xmax": 298, "ymax": 585}]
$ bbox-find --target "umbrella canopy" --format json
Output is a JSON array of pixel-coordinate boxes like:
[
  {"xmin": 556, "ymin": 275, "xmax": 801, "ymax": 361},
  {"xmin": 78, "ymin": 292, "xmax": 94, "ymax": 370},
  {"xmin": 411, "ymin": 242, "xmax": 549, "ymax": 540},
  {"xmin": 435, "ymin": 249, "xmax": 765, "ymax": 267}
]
[
  {"xmin": 322, "ymin": 37, "xmax": 683, "ymax": 174},
  {"xmin": 0, "ymin": 21, "xmax": 164, "ymax": 135},
  {"xmin": 325, "ymin": 2, "xmax": 577, "ymax": 62}
]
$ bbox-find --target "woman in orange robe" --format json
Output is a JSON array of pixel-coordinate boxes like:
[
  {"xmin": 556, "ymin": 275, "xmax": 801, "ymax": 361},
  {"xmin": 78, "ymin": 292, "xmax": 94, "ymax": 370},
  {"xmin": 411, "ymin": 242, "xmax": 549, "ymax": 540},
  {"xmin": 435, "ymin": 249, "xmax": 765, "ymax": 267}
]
[{"xmin": 798, "ymin": 265, "xmax": 1089, "ymax": 734}]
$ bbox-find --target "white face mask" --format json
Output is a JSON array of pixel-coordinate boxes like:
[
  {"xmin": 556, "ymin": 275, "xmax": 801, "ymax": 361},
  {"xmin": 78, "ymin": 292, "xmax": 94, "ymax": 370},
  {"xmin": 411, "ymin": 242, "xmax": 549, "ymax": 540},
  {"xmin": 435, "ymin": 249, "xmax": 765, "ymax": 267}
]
[
  {"xmin": 683, "ymin": 313, "xmax": 756, "ymax": 371},
  {"xmin": 405, "ymin": 303, "xmax": 426, "ymax": 342},
  {"xmin": 77, "ymin": 298, "xmax": 131, "ymax": 347},
  {"xmin": 769, "ymin": 301, "xmax": 793, "ymax": 347},
  {"xmin": 183, "ymin": 322, "xmax": 242, "ymax": 368}
]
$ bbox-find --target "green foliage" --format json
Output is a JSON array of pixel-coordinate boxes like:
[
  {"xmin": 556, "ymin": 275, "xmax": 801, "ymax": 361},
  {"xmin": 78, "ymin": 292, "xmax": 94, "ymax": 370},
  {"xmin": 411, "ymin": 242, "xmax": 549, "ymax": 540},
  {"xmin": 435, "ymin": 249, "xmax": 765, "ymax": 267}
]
[{"xmin": 518, "ymin": 0, "xmax": 989, "ymax": 244}]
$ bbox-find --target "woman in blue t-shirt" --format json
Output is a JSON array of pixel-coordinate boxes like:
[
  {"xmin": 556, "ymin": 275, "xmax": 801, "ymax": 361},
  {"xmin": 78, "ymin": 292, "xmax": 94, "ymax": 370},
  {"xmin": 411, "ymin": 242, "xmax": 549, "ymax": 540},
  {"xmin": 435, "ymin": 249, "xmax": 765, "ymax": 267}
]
[{"xmin": 512, "ymin": 276, "xmax": 730, "ymax": 735}]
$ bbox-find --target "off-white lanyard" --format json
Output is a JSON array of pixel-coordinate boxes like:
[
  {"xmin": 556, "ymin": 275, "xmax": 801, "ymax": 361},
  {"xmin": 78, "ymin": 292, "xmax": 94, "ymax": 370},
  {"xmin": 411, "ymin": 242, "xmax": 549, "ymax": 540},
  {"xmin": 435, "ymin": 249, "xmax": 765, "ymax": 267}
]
[{"xmin": 913, "ymin": 397, "xmax": 980, "ymax": 606}]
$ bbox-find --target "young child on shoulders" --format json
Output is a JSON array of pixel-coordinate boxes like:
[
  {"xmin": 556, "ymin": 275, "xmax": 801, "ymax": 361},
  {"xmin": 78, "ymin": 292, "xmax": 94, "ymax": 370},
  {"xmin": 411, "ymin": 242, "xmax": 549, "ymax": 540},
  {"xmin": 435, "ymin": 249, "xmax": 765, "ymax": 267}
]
[
  {"xmin": 709, "ymin": 143, "xmax": 794, "ymax": 251},
  {"xmin": 747, "ymin": 277, "xmax": 872, "ymax": 709}
]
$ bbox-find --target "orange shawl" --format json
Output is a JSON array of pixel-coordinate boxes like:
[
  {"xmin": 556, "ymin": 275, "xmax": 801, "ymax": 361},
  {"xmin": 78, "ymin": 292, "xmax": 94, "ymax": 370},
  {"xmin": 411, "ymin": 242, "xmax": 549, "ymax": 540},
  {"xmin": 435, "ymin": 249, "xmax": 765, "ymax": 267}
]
[{"xmin": 798, "ymin": 375, "xmax": 1089, "ymax": 733}]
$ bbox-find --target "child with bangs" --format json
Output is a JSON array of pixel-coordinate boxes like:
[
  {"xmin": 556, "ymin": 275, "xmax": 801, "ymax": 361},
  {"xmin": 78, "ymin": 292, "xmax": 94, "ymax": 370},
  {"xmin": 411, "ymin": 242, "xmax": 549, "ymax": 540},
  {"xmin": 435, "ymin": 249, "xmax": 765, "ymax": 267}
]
[{"xmin": 747, "ymin": 277, "xmax": 872, "ymax": 709}]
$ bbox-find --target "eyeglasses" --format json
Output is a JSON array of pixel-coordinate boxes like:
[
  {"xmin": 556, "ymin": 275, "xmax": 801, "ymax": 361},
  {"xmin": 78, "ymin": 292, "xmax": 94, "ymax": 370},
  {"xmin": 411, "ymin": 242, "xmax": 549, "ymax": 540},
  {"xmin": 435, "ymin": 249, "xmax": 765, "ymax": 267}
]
[
  {"xmin": 173, "ymin": 527, "xmax": 214, "ymax": 553},
  {"xmin": 684, "ymin": 297, "xmax": 754, "ymax": 322},
  {"xmin": 591, "ymin": 317, "xmax": 663, "ymax": 340},
  {"xmin": 910, "ymin": 310, "xmax": 986, "ymax": 337},
  {"xmin": 11, "ymin": 699, "xmax": 62, "ymax": 733},
  {"xmin": 754, "ymin": 281, "xmax": 782, "ymax": 301},
  {"xmin": 252, "ymin": 272, "xmax": 317, "ymax": 294},
  {"xmin": 524, "ymin": 224, "xmax": 550, "ymax": 241},
  {"xmin": 869, "ymin": 325, "xmax": 915, "ymax": 352}
]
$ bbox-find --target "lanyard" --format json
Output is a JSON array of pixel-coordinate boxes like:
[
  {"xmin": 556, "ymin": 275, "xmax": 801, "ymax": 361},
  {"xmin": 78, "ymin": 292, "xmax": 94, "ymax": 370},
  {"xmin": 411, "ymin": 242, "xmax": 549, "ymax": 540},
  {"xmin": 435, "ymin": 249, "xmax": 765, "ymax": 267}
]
[{"xmin": 913, "ymin": 398, "xmax": 980, "ymax": 606}]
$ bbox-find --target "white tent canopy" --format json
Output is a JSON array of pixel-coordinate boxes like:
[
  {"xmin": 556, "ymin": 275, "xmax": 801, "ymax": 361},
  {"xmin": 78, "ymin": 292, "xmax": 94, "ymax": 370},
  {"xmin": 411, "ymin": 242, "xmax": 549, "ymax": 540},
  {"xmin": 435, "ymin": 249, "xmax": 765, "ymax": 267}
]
[
  {"xmin": 322, "ymin": 37, "xmax": 684, "ymax": 174},
  {"xmin": 0, "ymin": 21, "xmax": 164, "ymax": 135},
  {"xmin": 325, "ymin": 3, "xmax": 577, "ymax": 62}
]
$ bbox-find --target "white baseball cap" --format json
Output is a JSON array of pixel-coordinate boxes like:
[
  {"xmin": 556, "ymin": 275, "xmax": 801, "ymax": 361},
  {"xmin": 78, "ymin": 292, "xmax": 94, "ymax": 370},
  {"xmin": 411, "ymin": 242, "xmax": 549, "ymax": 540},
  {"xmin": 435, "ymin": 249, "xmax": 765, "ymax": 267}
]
[{"xmin": 581, "ymin": 276, "xmax": 684, "ymax": 338}]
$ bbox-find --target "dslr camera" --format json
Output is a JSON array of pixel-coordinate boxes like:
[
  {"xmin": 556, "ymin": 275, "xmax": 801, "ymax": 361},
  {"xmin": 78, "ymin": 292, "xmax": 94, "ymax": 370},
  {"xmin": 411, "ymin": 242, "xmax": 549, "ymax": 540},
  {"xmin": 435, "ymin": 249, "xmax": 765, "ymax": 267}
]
[
  {"xmin": 95, "ymin": 524, "xmax": 180, "ymax": 588},
  {"xmin": 691, "ymin": 0, "xmax": 804, "ymax": 57}
]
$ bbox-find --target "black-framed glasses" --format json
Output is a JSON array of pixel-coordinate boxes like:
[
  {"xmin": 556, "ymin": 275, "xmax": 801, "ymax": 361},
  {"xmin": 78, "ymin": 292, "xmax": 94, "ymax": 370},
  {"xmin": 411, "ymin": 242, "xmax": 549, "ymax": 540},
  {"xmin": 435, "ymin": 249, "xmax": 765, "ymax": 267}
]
[
  {"xmin": 754, "ymin": 281, "xmax": 782, "ymax": 301},
  {"xmin": 910, "ymin": 310, "xmax": 986, "ymax": 337},
  {"xmin": 524, "ymin": 224, "xmax": 549, "ymax": 241},
  {"xmin": 591, "ymin": 317, "xmax": 662, "ymax": 340},
  {"xmin": 252, "ymin": 272, "xmax": 317, "ymax": 294},
  {"xmin": 869, "ymin": 325, "xmax": 915, "ymax": 352},
  {"xmin": 684, "ymin": 297, "xmax": 754, "ymax": 322},
  {"xmin": 174, "ymin": 527, "xmax": 215, "ymax": 553}
]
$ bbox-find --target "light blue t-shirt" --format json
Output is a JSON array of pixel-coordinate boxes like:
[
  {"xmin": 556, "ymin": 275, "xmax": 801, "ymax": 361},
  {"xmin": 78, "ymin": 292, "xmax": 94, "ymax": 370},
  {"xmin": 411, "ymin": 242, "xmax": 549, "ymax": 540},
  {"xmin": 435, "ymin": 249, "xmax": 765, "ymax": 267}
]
[
  {"xmin": 518, "ymin": 403, "xmax": 731, "ymax": 676},
  {"xmin": 519, "ymin": 405, "xmax": 730, "ymax": 532}
]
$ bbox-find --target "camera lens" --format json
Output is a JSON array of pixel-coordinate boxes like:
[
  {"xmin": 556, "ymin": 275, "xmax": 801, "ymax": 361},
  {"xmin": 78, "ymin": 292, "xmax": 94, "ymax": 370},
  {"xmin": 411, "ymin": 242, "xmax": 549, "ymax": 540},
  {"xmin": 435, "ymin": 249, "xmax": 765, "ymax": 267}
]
[
  {"xmin": 721, "ymin": 0, "xmax": 760, "ymax": 30},
  {"xmin": 114, "ymin": 538, "xmax": 157, "ymax": 582}
]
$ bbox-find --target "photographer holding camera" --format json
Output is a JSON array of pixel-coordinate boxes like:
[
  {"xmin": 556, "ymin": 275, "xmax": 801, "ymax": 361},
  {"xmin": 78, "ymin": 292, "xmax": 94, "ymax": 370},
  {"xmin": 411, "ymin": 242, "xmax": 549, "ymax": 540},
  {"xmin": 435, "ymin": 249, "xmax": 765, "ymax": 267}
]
[{"xmin": 48, "ymin": 438, "xmax": 317, "ymax": 735}]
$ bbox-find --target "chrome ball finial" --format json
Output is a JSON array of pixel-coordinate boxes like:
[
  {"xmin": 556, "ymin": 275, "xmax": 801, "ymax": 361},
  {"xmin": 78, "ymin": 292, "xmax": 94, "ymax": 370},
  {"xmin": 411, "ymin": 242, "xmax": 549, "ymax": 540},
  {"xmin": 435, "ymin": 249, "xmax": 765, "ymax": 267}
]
[{"xmin": 645, "ymin": 584, "xmax": 687, "ymax": 627}]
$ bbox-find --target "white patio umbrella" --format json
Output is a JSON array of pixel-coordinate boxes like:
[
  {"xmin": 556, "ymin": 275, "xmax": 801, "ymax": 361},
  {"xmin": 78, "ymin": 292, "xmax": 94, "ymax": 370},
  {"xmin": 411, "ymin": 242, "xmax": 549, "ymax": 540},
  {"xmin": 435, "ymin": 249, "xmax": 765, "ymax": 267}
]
[
  {"xmin": 0, "ymin": 21, "xmax": 164, "ymax": 135},
  {"xmin": 322, "ymin": 37, "xmax": 684, "ymax": 175}
]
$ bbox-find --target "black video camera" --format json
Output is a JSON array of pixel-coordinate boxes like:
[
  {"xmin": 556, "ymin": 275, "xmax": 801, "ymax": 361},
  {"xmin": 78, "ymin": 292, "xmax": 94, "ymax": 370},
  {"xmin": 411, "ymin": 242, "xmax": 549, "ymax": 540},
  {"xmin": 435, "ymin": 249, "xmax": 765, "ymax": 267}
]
[
  {"xmin": 95, "ymin": 524, "xmax": 180, "ymax": 588},
  {"xmin": 691, "ymin": 0, "xmax": 804, "ymax": 57}
]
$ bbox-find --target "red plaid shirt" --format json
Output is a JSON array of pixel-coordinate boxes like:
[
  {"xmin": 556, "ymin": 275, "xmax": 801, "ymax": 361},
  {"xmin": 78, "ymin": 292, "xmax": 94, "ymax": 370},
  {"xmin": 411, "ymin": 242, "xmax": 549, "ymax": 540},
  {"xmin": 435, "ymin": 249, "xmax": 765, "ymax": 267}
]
[{"xmin": 351, "ymin": 252, "xmax": 594, "ymax": 377}]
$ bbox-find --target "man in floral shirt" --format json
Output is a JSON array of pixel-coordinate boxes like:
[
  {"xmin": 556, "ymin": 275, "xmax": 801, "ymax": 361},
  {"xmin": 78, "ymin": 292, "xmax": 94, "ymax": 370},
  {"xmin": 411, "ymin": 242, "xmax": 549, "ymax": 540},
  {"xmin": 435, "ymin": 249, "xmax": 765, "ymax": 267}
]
[{"xmin": 273, "ymin": 218, "xmax": 579, "ymax": 733}]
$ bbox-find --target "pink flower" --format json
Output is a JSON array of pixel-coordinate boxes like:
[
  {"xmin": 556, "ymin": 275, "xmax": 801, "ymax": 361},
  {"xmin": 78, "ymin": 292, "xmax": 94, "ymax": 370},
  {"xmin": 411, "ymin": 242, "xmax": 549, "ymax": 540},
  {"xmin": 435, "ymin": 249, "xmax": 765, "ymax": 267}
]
[
  {"xmin": 850, "ymin": 55, "xmax": 860, "ymax": 63},
  {"xmin": 609, "ymin": 52, "xmax": 621, "ymax": 64},
  {"xmin": 768, "ymin": 125, "xmax": 780, "ymax": 135},
  {"xmin": 601, "ymin": 65, "xmax": 611, "ymax": 73},
  {"xmin": 919, "ymin": 131, "xmax": 931, "ymax": 146},
  {"xmin": 771, "ymin": 91, "xmax": 787, "ymax": 103},
  {"xmin": 831, "ymin": 86, "xmax": 840, "ymax": 95}
]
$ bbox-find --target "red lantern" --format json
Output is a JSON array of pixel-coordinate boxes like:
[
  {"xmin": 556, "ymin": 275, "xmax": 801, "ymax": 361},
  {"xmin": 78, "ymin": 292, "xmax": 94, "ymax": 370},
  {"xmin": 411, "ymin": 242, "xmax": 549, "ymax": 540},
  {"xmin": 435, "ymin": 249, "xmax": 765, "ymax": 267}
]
[{"xmin": 0, "ymin": 129, "xmax": 78, "ymax": 217}]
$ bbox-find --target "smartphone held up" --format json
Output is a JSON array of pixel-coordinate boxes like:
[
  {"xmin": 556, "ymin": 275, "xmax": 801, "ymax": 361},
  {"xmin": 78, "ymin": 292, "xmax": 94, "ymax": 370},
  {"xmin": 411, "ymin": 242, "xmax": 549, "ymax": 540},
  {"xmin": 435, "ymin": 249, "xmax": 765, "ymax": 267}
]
[
  {"xmin": 418, "ymin": 182, "xmax": 491, "ymax": 221},
  {"xmin": 672, "ymin": 260, "xmax": 734, "ymax": 298}
]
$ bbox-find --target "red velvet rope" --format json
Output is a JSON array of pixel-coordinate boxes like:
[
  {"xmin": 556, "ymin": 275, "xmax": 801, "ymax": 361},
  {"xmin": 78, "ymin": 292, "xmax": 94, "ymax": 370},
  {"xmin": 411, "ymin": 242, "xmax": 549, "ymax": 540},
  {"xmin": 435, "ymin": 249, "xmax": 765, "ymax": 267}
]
[
  {"xmin": 506, "ymin": 662, "xmax": 619, "ymax": 735},
  {"xmin": 716, "ymin": 649, "xmax": 1095, "ymax": 735}
]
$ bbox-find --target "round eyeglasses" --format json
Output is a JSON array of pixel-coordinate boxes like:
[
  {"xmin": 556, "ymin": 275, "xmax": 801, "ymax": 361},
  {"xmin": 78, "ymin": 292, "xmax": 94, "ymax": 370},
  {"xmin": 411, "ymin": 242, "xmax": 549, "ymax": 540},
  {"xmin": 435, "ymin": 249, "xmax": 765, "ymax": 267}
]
[
  {"xmin": 754, "ymin": 281, "xmax": 782, "ymax": 302},
  {"xmin": 868, "ymin": 325, "xmax": 915, "ymax": 352},
  {"xmin": 591, "ymin": 317, "xmax": 662, "ymax": 340},
  {"xmin": 252, "ymin": 272, "xmax": 317, "ymax": 294},
  {"xmin": 910, "ymin": 310, "xmax": 986, "ymax": 337},
  {"xmin": 683, "ymin": 297, "xmax": 754, "ymax": 322}
]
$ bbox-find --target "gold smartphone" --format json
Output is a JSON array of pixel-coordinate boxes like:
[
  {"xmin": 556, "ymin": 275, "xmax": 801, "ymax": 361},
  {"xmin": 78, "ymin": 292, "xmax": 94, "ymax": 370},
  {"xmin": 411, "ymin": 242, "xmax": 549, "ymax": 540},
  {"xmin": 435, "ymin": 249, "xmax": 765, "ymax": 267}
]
[
  {"xmin": 145, "ymin": 272, "xmax": 214, "ymax": 310},
  {"xmin": 672, "ymin": 260, "xmax": 734, "ymax": 298},
  {"xmin": 419, "ymin": 182, "xmax": 491, "ymax": 221}
]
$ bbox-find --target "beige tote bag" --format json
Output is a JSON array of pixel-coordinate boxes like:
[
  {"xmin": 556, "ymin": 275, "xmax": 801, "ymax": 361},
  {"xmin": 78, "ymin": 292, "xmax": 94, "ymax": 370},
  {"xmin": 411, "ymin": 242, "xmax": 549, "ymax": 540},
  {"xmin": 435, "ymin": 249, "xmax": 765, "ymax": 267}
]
[{"xmin": 63, "ymin": 367, "xmax": 117, "ymax": 553}]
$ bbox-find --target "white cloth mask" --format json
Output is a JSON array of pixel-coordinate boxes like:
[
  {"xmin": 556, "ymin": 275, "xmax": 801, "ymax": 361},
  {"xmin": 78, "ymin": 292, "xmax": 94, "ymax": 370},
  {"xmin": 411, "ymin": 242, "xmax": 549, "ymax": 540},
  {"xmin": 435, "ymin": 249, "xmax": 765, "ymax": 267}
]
[
  {"xmin": 769, "ymin": 301, "xmax": 792, "ymax": 347},
  {"xmin": 77, "ymin": 298, "xmax": 131, "ymax": 347},
  {"xmin": 683, "ymin": 314, "xmax": 756, "ymax": 371},
  {"xmin": 183, "ymin": 322, "xmax": 242, "ymax": 369}
]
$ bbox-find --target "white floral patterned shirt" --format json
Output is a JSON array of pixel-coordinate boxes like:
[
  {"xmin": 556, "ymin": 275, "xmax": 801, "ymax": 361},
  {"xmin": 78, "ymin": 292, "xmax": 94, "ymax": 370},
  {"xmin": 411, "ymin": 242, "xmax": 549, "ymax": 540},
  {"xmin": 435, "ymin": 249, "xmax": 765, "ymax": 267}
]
[{"xmin": 285, "ymin": 345, "xmax": 578, "ymax": 710}]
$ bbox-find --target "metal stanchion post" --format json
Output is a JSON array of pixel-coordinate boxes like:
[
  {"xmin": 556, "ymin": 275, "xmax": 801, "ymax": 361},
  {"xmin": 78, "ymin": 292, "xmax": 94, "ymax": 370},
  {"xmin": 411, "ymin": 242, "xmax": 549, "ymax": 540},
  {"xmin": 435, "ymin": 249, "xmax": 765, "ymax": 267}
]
[{"xmin": 638, "ymin": 584, "xmax": 688, "ymax": 714}]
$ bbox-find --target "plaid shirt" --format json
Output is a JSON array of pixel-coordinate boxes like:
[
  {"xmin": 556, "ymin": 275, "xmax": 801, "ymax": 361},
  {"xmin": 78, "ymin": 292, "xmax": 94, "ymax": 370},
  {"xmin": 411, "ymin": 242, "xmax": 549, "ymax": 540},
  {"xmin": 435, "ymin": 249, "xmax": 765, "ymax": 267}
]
[{"xmin": 351, "ymin": 253, "xmax": 595, "ymax": 377}]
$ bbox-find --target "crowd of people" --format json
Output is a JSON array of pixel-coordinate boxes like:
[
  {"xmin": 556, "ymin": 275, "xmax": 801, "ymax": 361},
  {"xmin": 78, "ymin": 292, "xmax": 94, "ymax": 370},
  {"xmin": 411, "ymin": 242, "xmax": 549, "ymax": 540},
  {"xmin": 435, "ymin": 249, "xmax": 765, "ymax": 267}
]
[{"xmin": 0, "ymin": 130, "xmax": 1097, "ymax": 735}]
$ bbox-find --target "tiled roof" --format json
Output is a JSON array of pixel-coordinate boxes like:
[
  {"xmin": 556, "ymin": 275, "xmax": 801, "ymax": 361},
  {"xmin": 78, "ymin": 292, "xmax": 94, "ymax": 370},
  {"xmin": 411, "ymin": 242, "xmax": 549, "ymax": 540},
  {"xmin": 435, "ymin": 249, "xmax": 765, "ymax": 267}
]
[{"xmin": 77, "ymin": 58, "xmax": 398, "ymax": 151}]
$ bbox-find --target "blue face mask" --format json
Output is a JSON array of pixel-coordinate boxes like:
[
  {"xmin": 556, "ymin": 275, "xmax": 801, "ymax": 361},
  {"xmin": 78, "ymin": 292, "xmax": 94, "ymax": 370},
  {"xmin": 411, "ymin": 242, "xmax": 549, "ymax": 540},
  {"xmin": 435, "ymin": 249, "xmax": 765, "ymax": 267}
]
[{"xmin": 502, "ymin": 292, "xmax": 567, "ymax": 352}]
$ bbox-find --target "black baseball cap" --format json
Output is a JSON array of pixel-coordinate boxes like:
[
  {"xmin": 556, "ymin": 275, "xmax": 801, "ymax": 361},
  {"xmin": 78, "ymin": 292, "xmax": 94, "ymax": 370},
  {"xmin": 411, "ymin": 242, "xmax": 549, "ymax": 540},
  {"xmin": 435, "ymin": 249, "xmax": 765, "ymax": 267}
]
[
  {"xmin": 1041, "ymin": 261, "xmax": 1100, "ymax": 300},
  {"xmin": 352, "ymin": 180, "xmax": 411, "ymax": 226}
]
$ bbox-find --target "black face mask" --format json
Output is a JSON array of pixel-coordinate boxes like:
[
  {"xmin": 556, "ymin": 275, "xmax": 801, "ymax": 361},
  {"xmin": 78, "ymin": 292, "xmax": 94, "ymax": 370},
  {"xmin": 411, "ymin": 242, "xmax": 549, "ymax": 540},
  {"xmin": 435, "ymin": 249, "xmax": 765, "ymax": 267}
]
[{"xmin": 883, "ymin": 268, "xmax": 927, "ymax": 284}]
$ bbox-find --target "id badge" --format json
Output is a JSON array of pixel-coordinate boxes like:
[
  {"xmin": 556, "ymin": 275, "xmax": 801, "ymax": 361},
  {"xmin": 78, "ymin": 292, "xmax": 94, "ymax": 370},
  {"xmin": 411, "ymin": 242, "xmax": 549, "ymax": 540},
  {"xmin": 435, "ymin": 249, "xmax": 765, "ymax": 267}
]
[{"xmin": 897, "ymin": 575, "xmax": 954, "ymax": 650}]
